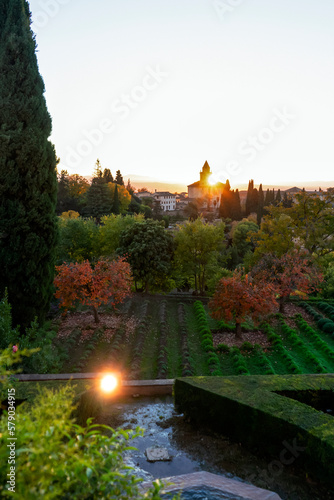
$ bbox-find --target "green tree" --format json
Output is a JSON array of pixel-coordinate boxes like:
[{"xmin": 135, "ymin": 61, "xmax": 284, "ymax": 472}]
[
  {"xmin": 118, "ymin": 220, "xmax": 174, "ymax": 292},
  {"xmin": 57, "ymin": 217, "xmax": 98, "ymax": 263},
  {"xmin": 254, "ymin": 191, "xmax": 334, "ymax": 262},
  {"xmin": 56, "ymin": 171, "xmax": 89, "ymax": 215},
  {"xmin": 252, "ymin": 210, "xmax": 295, "ymax": 263},
  {"xmin": 102, "ymin": 168, "xmax": 114, "ymax": 183},
  {"xmin": 230, "ymin": 189, "xmax": 242, "ymax": 221},
  {"xmin": 115, "ymin": 169, "xmax": 124, "ymax": 185},
  {"xmin": 174, "ymin": 219, "xmax": 225, "ymax": 294},
  {"xmin": 257, "ymin": 184, "xmax": 264, "ymax": 225},
  {"xmin": 0, "ymin": 0, "xmax": 58, "ymax": 329},
  {"xmin": 282, "ymin": 191, "xmax": 292, "ymax": 208},
  {"xmin": 112, "ymin": 183, "xmax": 120, "ymax": 214},
  {"xmin": 152, "ymin": 199, "xmax": 163, "ymax": 220},
  {"xmin": 97, "ymin": 214, "xmax": 145, "ymax": 257},
  {"xmin": 245, "ymin": 180, "xmax": 254, "ymax": 215},
  {"xmin": 183, "ymin": 200, "xmax": 200, "ymax": 221},
  {"xmin": 219, "ymin": 181, "xmax": 232, "ymax": 219},
  {"xmin": 231, "ymin": 220, "xmax": 259, "ymax": 265},
  {"xmin": 126, "ymin": 178, "xmax": 134, "ymax": 195},
  {"xmin": 83, "ymin": 179, "xmax": 112, "ymax": 221},
  {"xmin": 93, "ymin": 158, "xmax": 103, "ymax": 179}
]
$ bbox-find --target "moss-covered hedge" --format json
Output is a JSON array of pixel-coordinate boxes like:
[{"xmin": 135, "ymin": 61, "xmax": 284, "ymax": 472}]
[{"xmin": 174, "ymin": 374, "xmax": 334, "ymax": 489}]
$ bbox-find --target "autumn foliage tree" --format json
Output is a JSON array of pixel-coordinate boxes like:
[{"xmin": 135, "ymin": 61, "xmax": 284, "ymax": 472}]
[
  {"xmin": 54, "ymin": 258, "xmax": 132, "ymax": 323},
  {"xmin": 209, "ymin": 271, "xmax": 277, "ymax": 338},
  {"xmin": 251, "ymin": 251, "xmax": 323, "ymax": 313}
]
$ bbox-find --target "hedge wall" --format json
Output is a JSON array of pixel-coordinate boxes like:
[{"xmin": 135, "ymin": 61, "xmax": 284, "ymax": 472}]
[{"xmin": 174, "ymin": 374, "xmax": 334, "ymax": 489}]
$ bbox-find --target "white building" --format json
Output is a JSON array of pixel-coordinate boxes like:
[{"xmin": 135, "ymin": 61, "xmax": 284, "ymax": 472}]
[
  {"xmin": 154, "ymin": 191, "xmax": 177, "ymax": 211},
  {"xmin": 135, "ymin": 191, "xmax": 153, "ymax": 199}
]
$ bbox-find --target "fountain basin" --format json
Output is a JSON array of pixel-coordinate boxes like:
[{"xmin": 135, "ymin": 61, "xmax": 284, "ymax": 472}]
[{"xmin": 140, "ymin": 471, "xmax": 282, "ymax": 499}]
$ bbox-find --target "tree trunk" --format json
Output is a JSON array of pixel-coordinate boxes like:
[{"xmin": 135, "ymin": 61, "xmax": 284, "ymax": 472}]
[
  {"xmin": 279, "ymin": 296, "xmax": 286, "ymax": 314},
  {"xmin": 91, "ymin": 306, "xmax": 100, "ymax": 324},
  {"xmin": 235, "ymin": 322, "xmax": 242, "ymax": 339}
]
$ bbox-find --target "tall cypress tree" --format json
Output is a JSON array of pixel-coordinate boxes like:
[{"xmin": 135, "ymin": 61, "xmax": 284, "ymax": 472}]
[
  {"xmin": 230, "ymin": 189, "xmax": 242, "ymax": 221},
  {"xmin": 245, "ymin": 179, "xmax": 254, "ymax": 215},
  {"xmin": 112, "ymin": 183, "xmax": 120, "ymax": 215},
  {"xmin": 257, "ymin": 183, "xmax": 264, "ymax": 225},
  {"xmin": 0, "ymin": 0, "xmax": 58, "ymax": 329}
]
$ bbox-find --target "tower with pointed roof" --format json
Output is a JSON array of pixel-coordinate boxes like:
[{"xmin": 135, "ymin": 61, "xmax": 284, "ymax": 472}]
[{"xmin": 187, "ymin": 161, "xmax": 225, "ymax": 208}]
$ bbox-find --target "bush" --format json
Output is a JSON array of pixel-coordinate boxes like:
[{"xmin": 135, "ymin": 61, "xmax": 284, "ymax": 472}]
[
  {"xmin": 0, "ymin": 293, "xmax": 62, "ymax": 374},
  {"xmin": 216, "ymin": 343, "xmax": 230, "ymax": 354},
  {"xmin": 241, "ymin": 341, "xmax": 254, "ymax": 352},
  {"xmin": 0, "ymin": 350, "xmax": 170, "ymax": 499}
]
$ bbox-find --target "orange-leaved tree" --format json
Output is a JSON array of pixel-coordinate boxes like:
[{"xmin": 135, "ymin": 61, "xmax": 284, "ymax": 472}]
[
  {"xmin": 209, "ymin": 270, "xmax": 277, "ymax": 338},
  {"xmin": 251, "ymin": 251, "xmax": 323, "ymax": 313},
  {"xmin": 54, "ymin": 258, "xmax": 132, "ymax": 323}
]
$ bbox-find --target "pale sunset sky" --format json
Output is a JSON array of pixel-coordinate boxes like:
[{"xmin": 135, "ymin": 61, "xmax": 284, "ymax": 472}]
[{"xmin": 29, "ymin": 0, "xmax": 334, "ymax": 190}]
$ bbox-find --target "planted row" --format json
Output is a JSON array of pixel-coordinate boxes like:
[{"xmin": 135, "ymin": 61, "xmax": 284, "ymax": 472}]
[
  {"xmin": 264, "ymin": 324, "xmax": 302, "ymax": 374},
  {"xmin": 194, "ymin": 301, "xmax": 221, "ymax": 375},
  {"xmin": 300, "ymin": 302, "xmax": 334, "ymax": 335},
  {"xmin": 294, "ymin": 314, "xmax": 334, "ymax": 361},
  {"xmin": 178, "ymin": 303, "xmax": 193, "ymax": 377},
  {"xmin": 129, "ymin": 301, "xmax": 149, "ymax": 378},
  {"xmin": 229, "ymin": 347, "xmax": 250, "ymax": 375},
  {"xmin": 72, "ymin": 328, "xmax": 104, "ymax": 372},
  {"xmin": 278, "ymin": 317, "xmax": 326, "ymax": 373},
  {"xmin": 157, "ymin": 301, "xmax": 168, "ymax": 379}
]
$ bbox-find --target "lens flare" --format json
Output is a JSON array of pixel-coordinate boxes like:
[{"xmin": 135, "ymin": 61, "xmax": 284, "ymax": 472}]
[
  {"xmin": 101, "ymin": 374, "xmax": 118, "ymax": 393},
  {"xmin": 208, "ymin": 174, "xmax": 216, "ymax": 186}
]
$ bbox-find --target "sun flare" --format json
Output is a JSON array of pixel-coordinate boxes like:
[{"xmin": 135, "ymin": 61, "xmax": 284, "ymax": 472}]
[
  {"xmin": 208, "ymin": 175, "xmax": 216, "ymax": 186},
  {"xmin": 101, "ymin": 374, "xmax": 118, "ymax": 393}
]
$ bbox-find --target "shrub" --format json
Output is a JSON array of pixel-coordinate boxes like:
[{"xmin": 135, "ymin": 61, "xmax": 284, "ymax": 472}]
[{"xmin": 0, "ymin": 350, "xmax": 168, "ymax": 499}]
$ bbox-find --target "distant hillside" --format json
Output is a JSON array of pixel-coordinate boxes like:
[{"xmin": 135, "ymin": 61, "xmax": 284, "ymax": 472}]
[{"xmin": 124, "ymin": 174, "xmax": 187, "ymax": 194}]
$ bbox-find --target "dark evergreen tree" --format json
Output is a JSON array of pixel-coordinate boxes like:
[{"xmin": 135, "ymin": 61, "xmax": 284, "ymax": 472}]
[
  {"xmin": 112, "ymin": 183, "xmax": 120, "ymax": 215},
  {"xmin": 282, "ymin": 191, "xmax": 293, "ymax": 208},
  {"xmin": 56, "ymin": 170, "xmax": 72, "ymax": 214},
  {"xmin": 275, "ymin": 188, "xmax": 282, "ymax": 205},
  {"xmin": 219, "ymin": 180, "xmax": 232, "ymax": 219},
  {"xmin": 102, "ymin": 168, "xmax": 114, "ymax": 184},
  {"xmin": 257, "ymin": 184, "xmax": 264, "ymax": 225},
  {"xmin": 115, "ymin": 170, "xmax": 124, "ymax": 185},
  {"xmin": 264, "ymin": 188, "xmax": 271, "ymax": 207},
  {"xmin": 83, "ymin": 178, "xmax": 112, "ymax": 221},
  {"xmin": 0, "ymin": 0, "xmax": 58, "ymax": 329},
  {"xmin": 251, "ymin": 188, "xmax": 259, "ymax": 213},
  {"xmin": 232, "ymin": 189, "xmax": 242, "ymax": 221},
  {"xmin": 152, "ymin": 200, "xmax": 163, "ymax": 220},
  {"xmin": 245, "ymin": 180, "xmax": 254, "ymax": 215},
  {"xmin": 93, "ymin": 159, "xmax": 103, "ymax": 179},
  {"xmin": 126, "ymin": 178, "xmax": 134, "ymax": 195}
]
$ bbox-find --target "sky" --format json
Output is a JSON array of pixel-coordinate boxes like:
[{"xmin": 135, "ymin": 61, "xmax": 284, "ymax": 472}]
[{"xmin": 28, "ymin": 0, "xmax": 334, "ymax": 191}]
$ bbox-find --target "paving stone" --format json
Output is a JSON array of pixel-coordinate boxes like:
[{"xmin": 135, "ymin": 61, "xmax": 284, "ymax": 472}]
[{"xmin": 145, "ymin": 447, "xmax": 171, "ymax": 462}]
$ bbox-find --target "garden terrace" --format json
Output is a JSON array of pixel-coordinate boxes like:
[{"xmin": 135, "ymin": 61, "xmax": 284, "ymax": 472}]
[{"xmin": 49, "ymin": 297, "xmax": 334, "ymax": 379}]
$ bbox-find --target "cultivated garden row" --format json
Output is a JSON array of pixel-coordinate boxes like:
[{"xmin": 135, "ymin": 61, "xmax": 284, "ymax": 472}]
[{"xmin": 39, "ymin": 297, "xmax": 334, "ymax": 379}]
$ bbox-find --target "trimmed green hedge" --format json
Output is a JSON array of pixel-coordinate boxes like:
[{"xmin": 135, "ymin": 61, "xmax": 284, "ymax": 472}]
[{"xmin": 174, "ymin": 374, "xmax": 334, "ymax": 490}]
